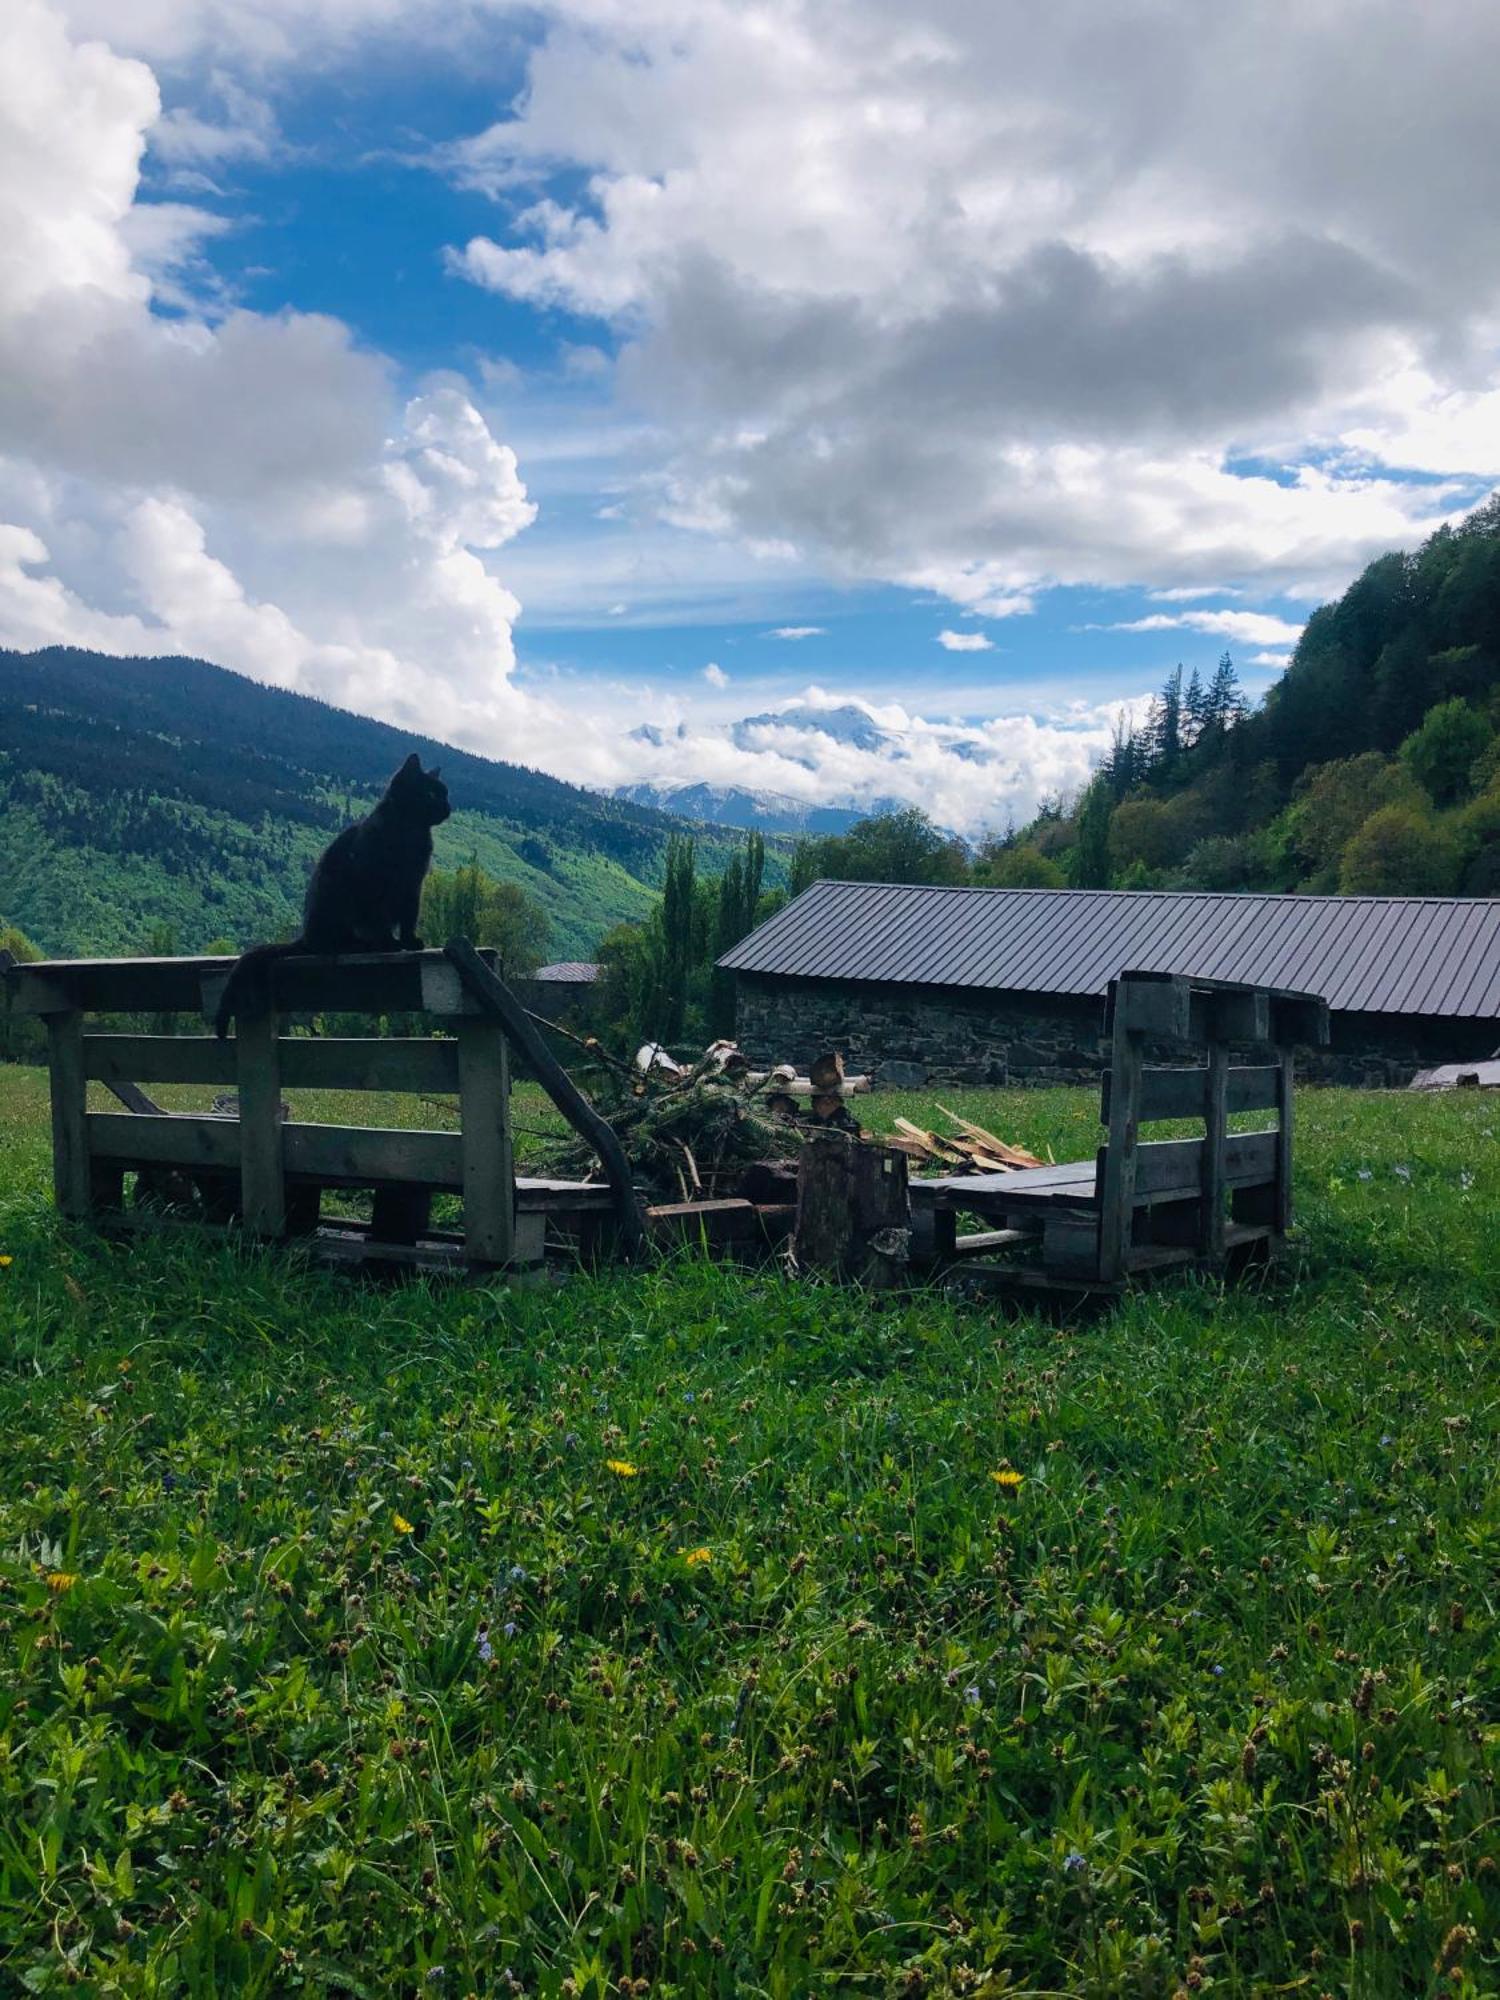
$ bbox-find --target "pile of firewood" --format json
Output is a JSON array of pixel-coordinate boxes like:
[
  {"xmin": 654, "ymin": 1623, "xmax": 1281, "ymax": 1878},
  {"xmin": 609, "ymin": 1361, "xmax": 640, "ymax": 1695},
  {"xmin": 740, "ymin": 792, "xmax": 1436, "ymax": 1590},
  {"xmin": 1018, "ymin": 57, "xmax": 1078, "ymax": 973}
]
[{"xmin": 884, "ymin": 1105, "xmax": 1044, "ymax": 1174}]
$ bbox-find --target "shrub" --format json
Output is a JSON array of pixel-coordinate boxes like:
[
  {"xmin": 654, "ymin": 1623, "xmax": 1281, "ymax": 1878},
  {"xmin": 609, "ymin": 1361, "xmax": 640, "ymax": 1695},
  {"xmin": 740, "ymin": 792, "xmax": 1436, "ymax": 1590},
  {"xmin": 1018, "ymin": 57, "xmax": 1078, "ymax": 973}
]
[
  {"xmin": 975, "ymin": 843, "xmax": 1067, "ymax": 889},
  {"xmin": 1338, "ymin": 804, "xmax": 1461, "ymax": 895},
  {"xmin": 1399, "ymin": 698, "xmax": 1493, "ymax": 806}
]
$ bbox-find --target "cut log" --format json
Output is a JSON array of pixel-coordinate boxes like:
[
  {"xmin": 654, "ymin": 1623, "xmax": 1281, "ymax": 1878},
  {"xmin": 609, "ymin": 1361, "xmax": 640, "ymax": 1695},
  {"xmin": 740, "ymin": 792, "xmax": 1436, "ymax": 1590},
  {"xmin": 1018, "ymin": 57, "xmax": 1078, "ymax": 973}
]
[
  {"xmin": 808, "ymin": 1050, "xmax": 845, "ymax": 1091},
  {"xmin": 744, "ymin": 1072, "xmax": 871, "ymax": 1096},
  {"xmin": 934, "ymin": 1104, "xmax": 1044, "ymax": 1169},
  {"xmin": 793, "ymin": 1131, "xmax": 910, "ymax": 1288}
]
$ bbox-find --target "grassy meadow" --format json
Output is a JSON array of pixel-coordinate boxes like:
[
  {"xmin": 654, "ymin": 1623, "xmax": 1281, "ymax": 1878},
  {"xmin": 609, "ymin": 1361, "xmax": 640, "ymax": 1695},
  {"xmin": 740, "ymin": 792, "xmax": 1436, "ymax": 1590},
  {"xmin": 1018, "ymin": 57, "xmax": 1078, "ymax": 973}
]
[{"xmin": 0, "ymin": 1062, "xmax": 1496, "ymax": 1996}]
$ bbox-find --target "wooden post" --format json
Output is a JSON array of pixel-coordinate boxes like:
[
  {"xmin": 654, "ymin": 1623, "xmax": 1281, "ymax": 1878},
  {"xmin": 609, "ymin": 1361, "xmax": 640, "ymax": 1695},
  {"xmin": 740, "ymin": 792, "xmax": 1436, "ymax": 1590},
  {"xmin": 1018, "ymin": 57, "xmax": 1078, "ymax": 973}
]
[
  {"xmin": 47, "ymin": 1011, "xmax": 91, "ymax": 1221},
  {"xmin": 235, "ymin": 1009, "xmax": 286, "ymax": 1236},
  {"xmin": 1095, "ymin": 985, "xmax": 1143, "ymax": 1281},
  {"xmin": 1274, "ymin": 1048, "xmax": 1295, "ymax": 1237},
  {"xmin": 457, "ymin": 1017, "xmax": 516, "ymax": 1267},
  {"xmin": 1200, "ymin": 1042, "xmax": 1228, "ymax": 1261}
]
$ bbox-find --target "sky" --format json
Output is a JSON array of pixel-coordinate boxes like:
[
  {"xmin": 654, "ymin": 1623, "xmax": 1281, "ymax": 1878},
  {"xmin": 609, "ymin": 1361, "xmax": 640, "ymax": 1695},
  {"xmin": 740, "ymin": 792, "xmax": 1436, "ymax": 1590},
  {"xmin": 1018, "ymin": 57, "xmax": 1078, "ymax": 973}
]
[{"xmin": 2, "ymin": 0, "xmax": 1499, "ymax": 836}]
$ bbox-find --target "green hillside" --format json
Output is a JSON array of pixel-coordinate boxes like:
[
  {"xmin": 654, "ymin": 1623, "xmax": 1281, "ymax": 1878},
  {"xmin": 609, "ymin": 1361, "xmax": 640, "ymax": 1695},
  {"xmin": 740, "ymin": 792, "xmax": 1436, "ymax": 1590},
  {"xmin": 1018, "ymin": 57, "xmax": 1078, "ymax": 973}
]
[
  {"xmin": 992, "ymin": 491, "xmax": 1500, "ymax": 897},
  {"xmin": 0, "ymin": 648, "xmax": 756, "ymax": 961}
]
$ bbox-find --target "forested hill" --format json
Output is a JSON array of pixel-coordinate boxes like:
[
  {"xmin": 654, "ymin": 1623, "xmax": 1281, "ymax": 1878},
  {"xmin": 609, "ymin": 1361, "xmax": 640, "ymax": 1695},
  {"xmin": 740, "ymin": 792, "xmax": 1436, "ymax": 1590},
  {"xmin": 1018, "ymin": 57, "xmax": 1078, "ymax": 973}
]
[
  {"xmin": 0, "ymin": 647, "xmax": 732, "ymax": 960},
  {"xmin": 993, "ymin": 492, "xmax": 1500, "ymax": 898}
]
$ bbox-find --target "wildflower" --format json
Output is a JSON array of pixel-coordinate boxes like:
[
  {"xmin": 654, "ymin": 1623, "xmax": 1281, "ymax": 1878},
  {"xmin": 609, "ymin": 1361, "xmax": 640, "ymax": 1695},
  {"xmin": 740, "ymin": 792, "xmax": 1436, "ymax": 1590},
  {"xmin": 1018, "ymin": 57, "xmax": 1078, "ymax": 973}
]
[
  {"xmin": 1064, "ymin": 1852, "xmax": 1087, "ymax": 1875},
  {"xmin": 991, "ymin": 1467, "xmax": 1024, "ymax": 1491},
  {"xmin": 477, "ymin": 1629, "xmax": 494, "ymax": 1664},
  {"xmin": 682, "ymin": 1546, "xmax": 713, "ymax": 1567},
  {"xmin": 1212, "ymin": 1664, "xmax": 1225, "ymax": 1677},
  {"xmin": 964, "ymin": 1684, "xmax": 981, "ymax": 1708},
  {"xmin": 508, "ymin": 1564, "xmax": 528, "ymax": 1582},
  {"xmin": 503, "ymin": 1620, "xmax": 518, "ymax": 1639},
  {"xmin": 606, "ymin": 1459, "xmax": 640, "ymax": 1478},
  {"xmin": 393, "ymin": 1512, "xmax": 415, "ymax": 1534},
  {"xmin": 564, "ymin": 1432, "xmax": 579, "ymax": 1450},
  {"xmin": 46, "ymin": 1571, "xmax": 79, "ymax": 1594},
  {"xmin": 0, "ymin": 1254, "xmax": 12, "ymax": 1268}
]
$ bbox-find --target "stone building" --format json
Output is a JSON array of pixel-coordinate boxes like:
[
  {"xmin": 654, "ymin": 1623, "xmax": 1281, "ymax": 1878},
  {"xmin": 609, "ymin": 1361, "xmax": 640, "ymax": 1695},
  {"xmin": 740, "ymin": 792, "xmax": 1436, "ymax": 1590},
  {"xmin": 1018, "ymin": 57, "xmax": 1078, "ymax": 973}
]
[{"xmin": 719, "ymin": 882, "xmax": 1500, "ymax": 1088}]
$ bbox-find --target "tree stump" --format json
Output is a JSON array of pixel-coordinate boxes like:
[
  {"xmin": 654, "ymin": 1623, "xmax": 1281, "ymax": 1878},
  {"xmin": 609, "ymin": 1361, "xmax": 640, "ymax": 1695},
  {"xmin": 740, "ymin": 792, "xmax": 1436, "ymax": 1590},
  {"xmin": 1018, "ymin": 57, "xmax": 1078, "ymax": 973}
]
[{"xmin": 793, "ymin": 1131, "xmax": 910, "ymax": 1287}]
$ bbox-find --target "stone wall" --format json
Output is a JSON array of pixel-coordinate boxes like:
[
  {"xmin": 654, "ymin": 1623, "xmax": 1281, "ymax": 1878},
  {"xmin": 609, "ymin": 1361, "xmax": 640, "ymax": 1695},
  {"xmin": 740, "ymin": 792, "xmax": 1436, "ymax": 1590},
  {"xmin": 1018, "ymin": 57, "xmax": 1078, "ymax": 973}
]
[{"xmin": 734, "ymin": 973, "xmax": 1497, "ymax": 1089}]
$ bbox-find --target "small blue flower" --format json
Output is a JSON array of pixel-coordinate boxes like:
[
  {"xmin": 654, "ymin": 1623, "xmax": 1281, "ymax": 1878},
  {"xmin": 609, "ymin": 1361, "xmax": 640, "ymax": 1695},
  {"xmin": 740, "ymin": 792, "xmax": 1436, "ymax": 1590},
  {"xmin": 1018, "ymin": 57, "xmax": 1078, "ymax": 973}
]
[
  {"xmin": 161, "ymin": 1470, "xmax": 177, "ymax": 1493},
  {"xmin": 509, "ymin": 1564, "xmax": 528, "ymax": 1582},
  {"xmin": 1380, "ymin": 1434, "xmax": 1394, "ymax": 1447},
  {"xmin": 683, "ymin": 1391, "xmax": 695, "ymax": 1403},
  {"xmin": 477, "ymin": 1630, "xmax": 494, "ymax": 1664},
  {"xmin": 964, "ymin": 1684, "xmax": 981, "ymax": 1708},
  {"xmin": 1064, "ymin": 1851, "xmax": 1087, "ymax": 1875},
  {"xmin": 503, "ymin": 1620, "xmax": 518, "ymax": 1639},
  {"xmin": 1212, "ymin": 1664, "xmax": 1225, "ymax": 1677},
  {"xmin": 564, "ymin": 1432, "xmax": 579, "ymax": 1450}
]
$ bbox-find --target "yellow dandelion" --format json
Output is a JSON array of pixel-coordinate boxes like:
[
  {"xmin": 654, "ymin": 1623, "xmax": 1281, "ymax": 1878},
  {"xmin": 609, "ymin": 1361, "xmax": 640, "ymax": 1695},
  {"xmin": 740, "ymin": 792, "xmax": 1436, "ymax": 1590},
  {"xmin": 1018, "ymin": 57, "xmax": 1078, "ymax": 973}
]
[
  {"xmin": 0, "ymin": 1254, "xmax": 12, "ymax": 1269},
  {"xmin": 991, "ymin": 1467, "xmax": 1025, "ymax": 1491},
  {"xmin": 392, "ymin": 1512, "xmax": 415, "ymax": 1534},
  {"xmin": 606, "ymin": 1459, "xmax": 640, "ymax": 1478},
  {"xmin": 682, "ymin": 1546, "xmax": 713, "ymax": 1567},
  {"xmin": 46, "ymin": 1572, "xmax": 79, "ymax": 1594}
]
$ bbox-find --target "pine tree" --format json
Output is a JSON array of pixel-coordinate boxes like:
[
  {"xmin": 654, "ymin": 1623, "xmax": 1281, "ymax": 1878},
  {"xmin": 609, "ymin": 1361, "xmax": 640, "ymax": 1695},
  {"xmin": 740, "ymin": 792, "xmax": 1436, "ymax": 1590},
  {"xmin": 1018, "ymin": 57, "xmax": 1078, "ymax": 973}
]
[
  {"xmin": 1183, "ymin": 666, "xmax": 1206, "ymax": 745},
  {"xmin": 1205, "ymin": 651, "xmax": 1243, "ymax": 733},
  {"xmin": 1069, "ymin": 776, "xmax": 1113, "ymax": 888},
  {"xmin": 1154, "ymin": 666, "xmax": 1184, "ymax": 775}
]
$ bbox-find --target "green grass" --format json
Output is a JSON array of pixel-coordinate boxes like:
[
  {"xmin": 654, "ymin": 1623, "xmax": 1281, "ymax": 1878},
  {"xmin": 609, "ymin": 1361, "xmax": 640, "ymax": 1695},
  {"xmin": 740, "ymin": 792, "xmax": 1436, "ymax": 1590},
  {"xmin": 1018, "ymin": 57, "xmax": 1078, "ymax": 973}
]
[{"xmin": 0, "ymin": 1065, "xmax": 1497, "ymax": 1996}]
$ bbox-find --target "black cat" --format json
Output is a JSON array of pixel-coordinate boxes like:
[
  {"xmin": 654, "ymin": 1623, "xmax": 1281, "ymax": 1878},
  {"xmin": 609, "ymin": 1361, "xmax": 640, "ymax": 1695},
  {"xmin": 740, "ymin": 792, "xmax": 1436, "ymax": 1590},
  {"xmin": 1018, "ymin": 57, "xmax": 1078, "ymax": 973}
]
[{"xmin": 215, "ymin": 753, "xmax": 451, "ymax": 1037}]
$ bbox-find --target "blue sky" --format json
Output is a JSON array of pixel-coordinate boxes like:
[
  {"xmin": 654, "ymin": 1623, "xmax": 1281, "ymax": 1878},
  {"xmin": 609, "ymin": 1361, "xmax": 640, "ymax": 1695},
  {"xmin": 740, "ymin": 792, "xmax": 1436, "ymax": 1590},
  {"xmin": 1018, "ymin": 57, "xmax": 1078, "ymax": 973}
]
[{"xmin": 4, "ymin": 0, "xmax": 1497, "ymax": 832}]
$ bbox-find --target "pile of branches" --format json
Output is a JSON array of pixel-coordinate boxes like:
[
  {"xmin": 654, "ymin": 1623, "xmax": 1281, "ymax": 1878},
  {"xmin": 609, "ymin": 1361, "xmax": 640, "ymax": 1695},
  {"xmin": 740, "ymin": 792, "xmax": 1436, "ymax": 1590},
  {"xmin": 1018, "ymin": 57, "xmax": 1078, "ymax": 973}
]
[
  {"xmin": 884, "ymin": 1105, "xmax": 1044, "ymax": 1174},
  {"xmin": 535, "ymin": 1038, "xmax": 864, "ymax": 1202}
]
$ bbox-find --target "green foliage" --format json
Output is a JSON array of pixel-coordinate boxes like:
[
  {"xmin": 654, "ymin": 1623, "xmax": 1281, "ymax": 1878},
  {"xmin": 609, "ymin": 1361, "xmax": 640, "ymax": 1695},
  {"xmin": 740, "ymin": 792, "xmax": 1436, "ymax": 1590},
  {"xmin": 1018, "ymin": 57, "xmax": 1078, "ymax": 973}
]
[
  {"xmin": 1399, "ymin": 697, "xmax": 1493, "ymax": 807},
  {"xmin": 1338, "ymin": 803, "xmax": 1462, "ymax": 895},
  {"xmin": 1274, "ymin": 753, "xmax": 1419, "ymax": 890},
  {"xmin": 974, "ymin": 842, "xmax": 1067, "ymax": 888},
  {"xmin": 1067, "ymin": 778, "xmax": 1113, "ymax": 888},
  {"xmin": 0, "ymin": 921, "xmax": 45, "ymax": 1063},
  {"xmin": 788, "ymin": 808, "xmax": 968, "ymax": 891},
  {"xmin": 421, "ymin": 861, "xmax": 550, "ymax": 977},
  {"xmin": 0, "ymin": 1068, "xmax": 1496, "ymax": 1993}
]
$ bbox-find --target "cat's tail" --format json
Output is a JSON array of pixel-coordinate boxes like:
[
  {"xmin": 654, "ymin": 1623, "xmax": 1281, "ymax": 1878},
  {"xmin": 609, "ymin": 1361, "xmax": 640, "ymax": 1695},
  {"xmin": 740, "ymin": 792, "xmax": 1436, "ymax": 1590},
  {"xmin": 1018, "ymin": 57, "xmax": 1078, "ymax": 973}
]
[{"xmin": 213, "ymin": 940, "xmax": 305, "ymax": 1039}]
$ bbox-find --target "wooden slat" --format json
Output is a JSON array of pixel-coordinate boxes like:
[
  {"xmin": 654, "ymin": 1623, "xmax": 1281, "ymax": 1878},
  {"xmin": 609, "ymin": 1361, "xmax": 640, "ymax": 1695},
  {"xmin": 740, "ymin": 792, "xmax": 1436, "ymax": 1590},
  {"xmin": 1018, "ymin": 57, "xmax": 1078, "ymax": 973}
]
[
  {"xmin": 1275, "ymin": 1050, "xmax": 1294, "ymax": 1235},
  {"xmin": 235, "ymin": 1011, "xmax": 285, "ymax": 1236},
  {"xmin": 1209, "ymin": 988, "xmax": 1271, "ymax": 1043},
  {"xmin": 1121, "ymin": 1128, "xmax": 1277, "ymax": 1200},
  {"xmin": 88, "ymin": 1113, "xmax": 467, "ymax": 1188},
  {"xmin": 949, "ymin": 1227, "xmax": 1033, "ymax": 1257},
  {"xmin": 1111, "ymin": 974, "xmax": 1192, "ymax": 1042},
  {"xmin": 14, "ymin": 949, "xmax": 499, "ymax": 1019},
  {"xmin": 1200, "ymin": 1040, "xmax": 1228, "ymax": 1260},
  {"xmin": 47, "ymin": 1013, "xmax": 91, "ymax": 1219},
  {"xmin": 1102, "ymin": 1063, "xmax": 1281, "ymax": 1123},
  {"xmin": 81, "ymin": 1034, "xmax": 463, "ymax": 1093},
  {"xmin": 456, "ymin": 1019, "xmax": 515, "ymax": 1265},
  {"xmin": 1096, "ymin": 1006, "xmax": 1143, "ymax": 1280}
]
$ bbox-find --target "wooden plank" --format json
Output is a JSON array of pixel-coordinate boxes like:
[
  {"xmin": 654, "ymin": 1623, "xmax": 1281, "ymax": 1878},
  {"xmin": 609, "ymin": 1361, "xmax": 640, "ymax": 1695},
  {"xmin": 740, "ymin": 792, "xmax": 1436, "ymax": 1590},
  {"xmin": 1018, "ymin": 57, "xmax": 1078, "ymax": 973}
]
[
  {"xmin": 47, "ymin": 1012, "xmax": 91, "ymax": 1220},
  {"xmin": 456, "ymin": 1019, "xmax": 515, "ymax": 1266},
  {"xmin": 15, "ymin": 949, "xmax": 501, "ymax": 1019},
  {"xmin": 236, "ymin": 1009, "xmax": 286, "ymax": 1236},
  {"xmin": 1200, "ymin": 1039, "xmax": 1228, "ymax": 1260},
  {"xmin": 646, "ymin": 1197, "xmax": 758, "ymax": 1245},
  {"xmin": 1044, "ymin": 1212, "xmax": 1102, "ymax": 1275},
  {"xmin": 949, "ymin": 1227, "xmax": 1032, "ymax": 1258},
  {"xmin": 1096, "ymin": 1008, "xmax": 1143, "ymax": 1281},
  {"xmin": 1117, "ymin": 1128, "xmax": 1277, "ymax": 1200},
  {"xmin": 1274, "ymin": 1049, "xmax": 1294, "ymax": 1236},
  {"xmin": 88, "ymin": 1113, "xmax": 467, "ymax": 1188},
  {"xmin": 8, "ymin": 969, "xmax": 75, "ymax": 1016},
  {"xmin": 1209, "ymin": 988, "xmax": 1271, "ymax": 1044},
  {"xmin": 81, "ymin": 1034, "xmax": 462, "ymax": 1093},
  {"xmin": 1102, "ymin": 1063, "xmax": 1281, "ymax": 1124},
  {"xmin": 1270, "ymin": 994, "xmax": 1330, "ymax": 1048},
  {"xmin": 1112, "ymin": 974, "xmax": 1191, "ymax": 1042}
]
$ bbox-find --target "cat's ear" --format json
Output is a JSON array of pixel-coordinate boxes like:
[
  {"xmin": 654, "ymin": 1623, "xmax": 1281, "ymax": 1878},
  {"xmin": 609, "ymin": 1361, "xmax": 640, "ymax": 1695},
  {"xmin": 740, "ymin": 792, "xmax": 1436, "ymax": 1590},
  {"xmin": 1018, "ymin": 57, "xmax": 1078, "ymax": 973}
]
[
  {"xmin": 399, "ymin": 752, "xmax": 422, "ymax": 776},
  {"xmin": 428, "ymin": 766, "xmax": 442, "ymax": 780}
]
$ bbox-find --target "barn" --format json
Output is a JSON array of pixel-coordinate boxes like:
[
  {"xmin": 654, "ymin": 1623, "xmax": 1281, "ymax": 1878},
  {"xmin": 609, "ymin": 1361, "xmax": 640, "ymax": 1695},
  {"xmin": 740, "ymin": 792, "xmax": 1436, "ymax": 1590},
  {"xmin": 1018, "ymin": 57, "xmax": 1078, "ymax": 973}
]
[{"xmin": 718, "ymin": 883, "xmax": 1500, "ymax": 1088}]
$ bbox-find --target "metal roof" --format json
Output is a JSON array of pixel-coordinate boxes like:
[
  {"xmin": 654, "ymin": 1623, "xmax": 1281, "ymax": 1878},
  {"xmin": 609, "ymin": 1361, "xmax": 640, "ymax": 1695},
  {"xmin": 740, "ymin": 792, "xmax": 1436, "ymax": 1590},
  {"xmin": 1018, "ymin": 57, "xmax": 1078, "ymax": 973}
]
[
  {"xmin": 719, "ymin": 883, "xmax": 1500, "ymax": 1020},
  {"xmin": 533, "ymin": 961, "xmax": 600, "ymax": 983}
]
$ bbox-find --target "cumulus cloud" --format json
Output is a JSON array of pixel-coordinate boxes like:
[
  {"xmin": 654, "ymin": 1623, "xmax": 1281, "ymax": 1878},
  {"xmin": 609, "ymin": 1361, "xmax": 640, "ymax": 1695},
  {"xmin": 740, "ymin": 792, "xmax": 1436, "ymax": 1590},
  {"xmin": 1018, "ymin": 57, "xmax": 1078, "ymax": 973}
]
[
  {"xmin": 936, "ymin": 629, "xmax": 993, "ymax": 652},
  {"xmin": 449, "ymin": 0, "xmax": 1499, "ymax": 607},
  {"xmin": 702, "ymin": 660, "xmax": 728, "ymax": 687},
  {"xmin": 0, "ymin": 0, "xmax": 562, "ymax": 763},
  {"xmin": 769, "ymin": 625, "xmax": 824, "ymax": 640}
]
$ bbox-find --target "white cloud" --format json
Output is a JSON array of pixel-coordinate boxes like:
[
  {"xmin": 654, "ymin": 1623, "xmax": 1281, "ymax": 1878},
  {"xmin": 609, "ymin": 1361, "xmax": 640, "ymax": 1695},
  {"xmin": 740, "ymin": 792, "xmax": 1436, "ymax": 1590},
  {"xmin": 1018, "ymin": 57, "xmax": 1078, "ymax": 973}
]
[
  {"xmin": 936, "ymin": 628, "xmax": 994, "ymax": 652},
  {"xmin": 1249, "ymin": 650, "xmax": 1293, "ymax": 668},
  {"xmin": 447, "ymin": 0, "xmax": 1496, "ymax": 610},
  {"xmin": 702, "ymin": 660, "xmax": 728, "ymax": 687},
  {"xmin": 1107, "ymin": 608, "xmax": 1305, "ymax": 646},
  {"xmin": 769, "ymin": 625, "xmax": 824, "ymax": 640}
]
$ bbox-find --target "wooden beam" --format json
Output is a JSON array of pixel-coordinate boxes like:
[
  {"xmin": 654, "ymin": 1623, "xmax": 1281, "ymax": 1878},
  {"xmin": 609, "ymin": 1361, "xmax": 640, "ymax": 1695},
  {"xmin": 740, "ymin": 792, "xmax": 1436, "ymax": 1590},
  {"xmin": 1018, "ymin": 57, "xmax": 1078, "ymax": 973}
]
[
  {"xmin": 456, "ymin": 1018, "xmax": 515, "ymax": 1266},
  {"xmin": 442, "ymin": 938, "xmax": 644, "ymax": 1258},
  {"xmin": 1200, "ymin": 1038, "xmax": 1228, "ymax": 1261},
  {"xmin": 236, "ymin": 1009, "xmax": 286, "ymax": 1237},
  {"xmin": 47, "ymin": 1012, "xmax": 91, "ymax": 1220},
  {"xmin": 81, "ymin": 1033, "xmax": 463, "ymax": 1094},
  {"xmin": 1102, "ymin": 1062, "xmax": 1282, "ymax": 1123}
]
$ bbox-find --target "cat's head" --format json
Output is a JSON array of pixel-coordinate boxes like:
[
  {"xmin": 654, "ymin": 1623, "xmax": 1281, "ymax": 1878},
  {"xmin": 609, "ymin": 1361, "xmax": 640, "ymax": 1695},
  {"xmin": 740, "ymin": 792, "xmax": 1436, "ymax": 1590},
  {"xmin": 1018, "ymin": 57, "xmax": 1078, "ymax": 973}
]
[{"xmin": 390, "ymin": 752, "xmax": 452, "ymax": 826}]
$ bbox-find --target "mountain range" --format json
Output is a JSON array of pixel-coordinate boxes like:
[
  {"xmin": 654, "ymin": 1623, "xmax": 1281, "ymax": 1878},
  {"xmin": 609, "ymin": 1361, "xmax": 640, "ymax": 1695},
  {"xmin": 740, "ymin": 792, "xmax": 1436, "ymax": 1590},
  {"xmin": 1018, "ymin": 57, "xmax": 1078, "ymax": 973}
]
[
  {"xmin": 613, "ymin": 780, "xmax": 891, "ymax": 835},
  {"xmin": 0, "ymin": 647, "xmax": 762, "ymax": 961}
]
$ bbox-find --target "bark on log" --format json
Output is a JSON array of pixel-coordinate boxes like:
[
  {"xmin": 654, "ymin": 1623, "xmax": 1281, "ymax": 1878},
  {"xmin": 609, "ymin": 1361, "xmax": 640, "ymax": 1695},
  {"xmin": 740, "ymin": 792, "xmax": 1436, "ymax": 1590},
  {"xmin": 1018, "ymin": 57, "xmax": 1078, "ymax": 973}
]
[{"xmin": 793, "ymin": 1131, "xmax": 910, "ymax": 1288}]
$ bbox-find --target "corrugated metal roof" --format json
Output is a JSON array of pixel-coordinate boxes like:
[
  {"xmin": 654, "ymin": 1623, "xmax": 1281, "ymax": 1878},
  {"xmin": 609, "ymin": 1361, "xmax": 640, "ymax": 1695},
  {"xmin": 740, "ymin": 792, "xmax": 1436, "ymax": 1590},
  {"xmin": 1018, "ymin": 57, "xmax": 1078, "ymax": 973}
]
[
  {"xmin": 719, "ymin": 884, "xmax": 1500, "ymax": 1020},
  {"xmin": 534, "ymin": 961, "xmax": 600, "ymax": 983}
]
